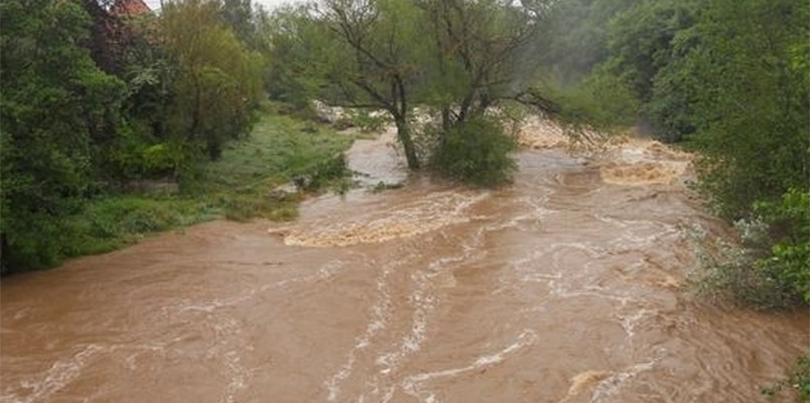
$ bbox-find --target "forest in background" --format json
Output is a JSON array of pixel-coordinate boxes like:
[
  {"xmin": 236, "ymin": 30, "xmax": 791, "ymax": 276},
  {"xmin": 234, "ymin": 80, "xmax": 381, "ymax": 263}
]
[{"xmin": 1, "ymin": 0, "xmax": 808, "ymax": 312}]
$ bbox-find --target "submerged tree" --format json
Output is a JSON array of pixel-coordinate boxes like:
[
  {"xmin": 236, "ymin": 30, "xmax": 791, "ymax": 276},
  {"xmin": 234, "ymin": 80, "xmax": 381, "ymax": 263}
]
[
  {"xmin": 417, "ymin": 0, "xmax": 545, "ymax": 128},
  {"xmin": 269, "ymin": 0, "xmax": 551, "ymax": 173},
  {"xmin": 267, "ymin": 0, "xmax": 427, "ymax": 168}
]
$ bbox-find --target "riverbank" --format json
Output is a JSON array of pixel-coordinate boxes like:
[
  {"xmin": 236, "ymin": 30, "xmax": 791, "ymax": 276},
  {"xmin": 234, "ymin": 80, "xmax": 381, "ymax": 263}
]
[
  {"xmin": 2, "ymin": 127, "xmax": 806, "ymax": 402},
  {"xmin": 23, "ymin": 112, "xmax": 354, "ymax": 271}
]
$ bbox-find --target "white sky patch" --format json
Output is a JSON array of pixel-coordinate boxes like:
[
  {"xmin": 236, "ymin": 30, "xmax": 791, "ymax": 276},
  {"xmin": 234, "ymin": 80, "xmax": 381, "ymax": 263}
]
[{"xmin": 143, "ymin": 0, "xmax": 298, "ymax": 13}]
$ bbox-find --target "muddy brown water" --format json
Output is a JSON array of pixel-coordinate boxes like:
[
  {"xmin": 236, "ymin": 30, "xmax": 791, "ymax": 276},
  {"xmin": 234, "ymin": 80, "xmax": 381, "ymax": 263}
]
[{"xmin": 2, "ymin": 127, "xmax": 808, "ymax": 403}]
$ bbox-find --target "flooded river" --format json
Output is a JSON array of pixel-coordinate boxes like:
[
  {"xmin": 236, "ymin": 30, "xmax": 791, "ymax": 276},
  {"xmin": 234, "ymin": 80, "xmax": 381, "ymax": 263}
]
[{"xmin": 1, "ymin": 121, "xmax": 807, "ymax": 403}]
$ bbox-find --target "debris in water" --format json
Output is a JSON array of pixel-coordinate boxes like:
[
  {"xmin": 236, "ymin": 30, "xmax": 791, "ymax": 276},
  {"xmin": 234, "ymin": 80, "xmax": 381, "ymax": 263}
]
[
  {"xmin": 558, "ymin": 370, "xmax": 611, "ymax": 403},
  {"xmin": 280, "ymin": 192, "xmax": 488, "ymax": 247},
  {"xmin": 598, "ymin": 140, "xmax": 691, "ymax": 186},
  {"xmin": 517, "ymin": 117, "xmax": 570, "ymax": 150}
]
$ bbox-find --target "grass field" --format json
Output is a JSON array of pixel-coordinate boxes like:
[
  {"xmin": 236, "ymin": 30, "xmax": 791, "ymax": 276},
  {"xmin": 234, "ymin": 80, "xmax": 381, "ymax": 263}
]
[{"xmin": 57, "ymin": 113, "xmax": 354, "ymax": 260}]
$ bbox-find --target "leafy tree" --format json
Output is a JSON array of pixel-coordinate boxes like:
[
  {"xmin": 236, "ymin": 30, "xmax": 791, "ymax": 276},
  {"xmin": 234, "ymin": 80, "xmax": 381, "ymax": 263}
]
[
  {"xmin": 430, "ymin": 115, "xmax": 517, "ymax": 187},
  {"xmin": 534, "ymin": 0, "xmax": 808, "ymax": 306},
  {"xmin": 1, "ymin": 0, "xmax": 126, "ymax": 269},
  {"xmin": 161, "ymin": 0, "xmax": 266, "ymax": 160},
  {"xmin": 269, "ymin": 0, "xmax": 549, "ymax": 176},
  {"xmin": 219, "ymin": 0, "xmax": 255, "ymax": 46},
  {"xmin": 531, "ymin": 0, "xmax": 638, "ymax": 84},
  {"xmin": 268, "ymin": 0, "xmax": 428, "ymax": 168},
  {"xmin": 417, "ymin": 0, "xmax": 545, "ymax": 130},
  {"xmin": 685, "ymin": 0, "xmax": 809, "ymax": 219}
]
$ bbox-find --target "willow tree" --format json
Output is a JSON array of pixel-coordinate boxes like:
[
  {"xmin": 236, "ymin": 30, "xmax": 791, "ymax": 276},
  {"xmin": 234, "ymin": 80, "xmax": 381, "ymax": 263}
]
[
  {"xmin": 161, "ymin": 0, "xmax": 266, "ymax": 160},
  {"xmin": 269, "ymin": 0, "xmax": 428, "ymax": 168}
]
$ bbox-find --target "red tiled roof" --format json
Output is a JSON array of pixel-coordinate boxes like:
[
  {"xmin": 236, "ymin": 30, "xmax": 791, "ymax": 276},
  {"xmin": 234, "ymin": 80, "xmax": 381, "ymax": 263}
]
[{"xmin": 110, "ymin": 0, "xmax": 151, "ymax": 16}]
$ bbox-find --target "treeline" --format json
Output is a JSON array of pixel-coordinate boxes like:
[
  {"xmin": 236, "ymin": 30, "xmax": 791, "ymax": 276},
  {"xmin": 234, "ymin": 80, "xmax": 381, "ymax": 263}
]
[
  {"xmin": 537, "ymin": 0, "xmax": 809, "ymax": 307},
  {"xmin": 1, "ymin": 0, "xmax": 269, "ymax": 271}
]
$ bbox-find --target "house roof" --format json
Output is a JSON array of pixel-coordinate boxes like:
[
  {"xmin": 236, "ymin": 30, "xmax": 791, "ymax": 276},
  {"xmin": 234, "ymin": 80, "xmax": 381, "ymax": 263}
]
[{"xmin": 110, "ymin": 0, "xmax": 151, "ymax": 16}]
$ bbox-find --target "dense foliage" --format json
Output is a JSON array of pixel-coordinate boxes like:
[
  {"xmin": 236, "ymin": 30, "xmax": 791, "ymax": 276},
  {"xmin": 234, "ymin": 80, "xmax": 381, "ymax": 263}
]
[
  {"xmin": 1, "ymin": 0, "xmax": 128, "ymax": 269},
  {"xmin": 430, "ymin": 116, "xmax": 517, "ymax": 187},
  {"xmin": 1, "ymin": 0, "xmax": 269, "ymax": 272}
]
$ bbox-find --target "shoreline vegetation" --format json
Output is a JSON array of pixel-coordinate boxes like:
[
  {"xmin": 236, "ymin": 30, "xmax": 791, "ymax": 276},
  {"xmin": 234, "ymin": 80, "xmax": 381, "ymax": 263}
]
[{"xmin": 3, "ymin": 109, "xmax": 355, "ymax": 273}]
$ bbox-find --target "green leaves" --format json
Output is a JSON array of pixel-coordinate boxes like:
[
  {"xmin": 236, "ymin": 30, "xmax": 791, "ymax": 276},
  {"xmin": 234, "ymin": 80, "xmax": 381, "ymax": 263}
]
[
  {"xmin": 430, "ymin": 116, "xmax": 517, "ymax": 187},
  {"xmin": 0, "ymin": 0, "xmax": 132, "ymax": 271},
  {"xmin": 161, "ymin": 0, "xmax": 267, "ymax": 160},
  {"xmin": 538, "ymin": 0, "xmax": 809, "ymax": 308},
  {"xmin": 0, "ymin": 0, "xmax": 270, "ymax": 272}
]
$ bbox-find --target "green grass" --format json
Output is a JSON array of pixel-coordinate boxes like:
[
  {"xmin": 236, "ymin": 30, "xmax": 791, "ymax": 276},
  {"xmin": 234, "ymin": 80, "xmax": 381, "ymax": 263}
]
[
  {"xmin": 57, "ymin": 113, "xmax": 353, "ymax": 260},
  {"xmin": 188, "ymin": 114, "xmax": 352, "ymax": 193}
]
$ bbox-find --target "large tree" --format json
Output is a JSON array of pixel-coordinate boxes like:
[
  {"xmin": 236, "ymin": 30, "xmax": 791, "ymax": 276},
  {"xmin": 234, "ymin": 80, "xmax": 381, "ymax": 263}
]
[
  {"xmin": 269, "ymin": 0, "xmax": 549, "ymax": 169},
  {"xmin": 1, "ymin": 0, "xmax": 126, "ymax": 269},
  {"xmin": 417, "ymin": 0, "xmax": 545, "ymax": 129},
  {"xmin": 161, "ymin": 0, "xmax": 266, "ymax": 160}
]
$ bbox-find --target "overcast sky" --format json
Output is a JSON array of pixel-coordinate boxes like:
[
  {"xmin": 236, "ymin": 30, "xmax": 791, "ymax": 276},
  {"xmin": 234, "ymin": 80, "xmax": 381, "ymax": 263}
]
[{"xmin": 144, "ymin": 0, "xmax": 298, "ymax": 12}]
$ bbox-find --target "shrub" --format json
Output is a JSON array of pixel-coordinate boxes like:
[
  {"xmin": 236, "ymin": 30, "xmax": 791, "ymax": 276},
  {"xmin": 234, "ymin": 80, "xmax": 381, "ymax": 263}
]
[
  {"xmin": 751, "ymin": 189, "xmax": 810, "ymax": 303},
  {"xmin": 431, "ymin": 116, "xmax": 517, "ymax": 187},
  {"xmin": 351, "ymin": 110, "xmax": 388, "ymax": 133},
  {"xmin": 690, "ymin": 189, "xmax": 810, "ymax": 309},
  {"xmin": 304, "ymin": 153, "xmax": 351, "ymax": 192}
]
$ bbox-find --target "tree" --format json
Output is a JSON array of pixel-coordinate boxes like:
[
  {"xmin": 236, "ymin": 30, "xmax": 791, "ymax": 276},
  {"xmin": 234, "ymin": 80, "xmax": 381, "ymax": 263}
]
[
  {"xmin": 161, "ymin": 0, "xmax": 266, "ymax": 160},
  {"xmin": 1, "ymin": 0, "xmax": 127, "ymax": 269},
  {"xmin": 269, "ymin": 0, "xmax": 427, "ymax": 169},
  {"xmin": 530, "ymin": 0, "xmax": 638, "ymax": 84},
  {"xmin": 269, "ymin": 0, "xmax": 549, "ymax": 172},
  {"xmin": 684, "ymin": 0, "xmax": 809, "ymax": 219},
  {"xmin": 417, "ymin": 0, "xmax": 545, "ymax": 131}
]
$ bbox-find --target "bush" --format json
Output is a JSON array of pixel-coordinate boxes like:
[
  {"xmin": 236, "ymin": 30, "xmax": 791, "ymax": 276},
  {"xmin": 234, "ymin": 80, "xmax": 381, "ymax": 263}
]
[
  {"xmin": 304, "ymin": 153, "xmax": 351, "ymax": 193},
  {"xmin": 691, "ymin": 189, "xmax": 810, "ymax": 309},
  {"xmin": 351, "ymin": 110, "xmax": 388, "ymax": 133},
  {"xmin": 431, "ymin": 116, "xmax": 517, "ymax": 187},
  {"xmin": 751, "ymin": 189, "xmax": 810, "ymax": 304}
]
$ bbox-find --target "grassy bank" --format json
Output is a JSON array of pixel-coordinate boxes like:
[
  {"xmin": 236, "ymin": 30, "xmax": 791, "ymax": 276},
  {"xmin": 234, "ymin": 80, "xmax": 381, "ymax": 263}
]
[{"xmin": 43, "ymin": 113, "xmax": 353, "ymax": 266}]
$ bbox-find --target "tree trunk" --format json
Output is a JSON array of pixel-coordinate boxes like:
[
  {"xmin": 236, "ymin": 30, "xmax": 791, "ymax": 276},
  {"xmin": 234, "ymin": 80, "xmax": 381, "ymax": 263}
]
[{"xmin": 394, "ymin": 116, "xmax": 420, "ymax": 170}]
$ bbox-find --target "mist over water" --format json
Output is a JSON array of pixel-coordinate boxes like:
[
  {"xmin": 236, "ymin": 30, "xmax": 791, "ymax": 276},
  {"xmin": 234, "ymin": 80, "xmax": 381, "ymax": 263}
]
[{"xmin": 1, "ymin": 119, "xmax": 807, "ymax": 403}]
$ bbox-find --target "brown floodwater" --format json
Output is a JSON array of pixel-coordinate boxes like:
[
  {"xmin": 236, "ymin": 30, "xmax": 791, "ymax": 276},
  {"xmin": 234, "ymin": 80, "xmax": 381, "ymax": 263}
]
[{"xmin": 1, "ymin": 122, "xmax": 808, "ymax": 403}]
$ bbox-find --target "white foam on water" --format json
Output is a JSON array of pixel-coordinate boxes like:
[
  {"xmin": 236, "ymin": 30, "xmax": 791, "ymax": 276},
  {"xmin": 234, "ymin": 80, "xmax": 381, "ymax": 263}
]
[
  {"xmin": 344, "ymin": 236, "xmax": 487, "ymax": 403},
  {"xmin": 285, "ymin": 192, "xmax": 490, "ymax": 247},
  {"xmin": 324, "ymin": 260, "xmax": 396, "ymax": 402},
  {"xmin": 219, "ymin": 350, "xmax": 250, "ymax": 403},
  {"xmin": 366, "ymin": 247, "xmax": 482, "ymax": 403},
  {"xmin": 2, "ymin": 344, "xmax": 105, "ymax": 403},
  {"xmin": 261, "ymin": 260, "xmax": 345, "ymax": 292},
  {"xmin": 374, "ymin": 270, "xmax": 434, "ymax": 373},
  {"xmin": 482, "ymin": 195, "xmax": 556, "ymax": 233},
  {"xmin": 401, "ymin": 330, "xmax": 538, "ymax": 403},
  {"xmin": 616, "ymin": 309, "xmax": 656, "ymax": 339},
  {"xmin": 168, "ymin": 261, "xmax": 345, "ymax": 318},
  {"xmin": 589, "ymin": 361, "xmax": 655, "ymax": 403},
  {"xmin": 607, "ymin": 225, "xmax": 680, "ymax": 253}
]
